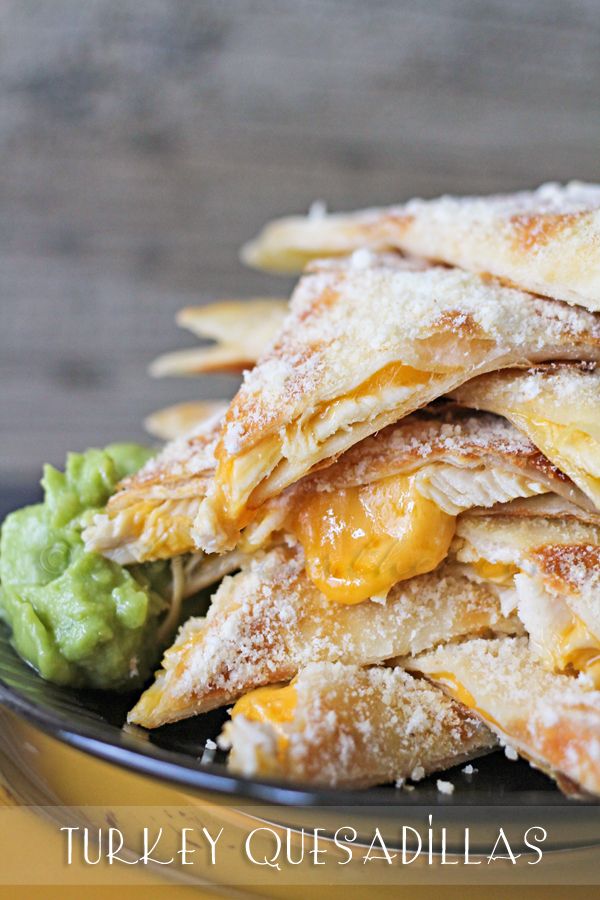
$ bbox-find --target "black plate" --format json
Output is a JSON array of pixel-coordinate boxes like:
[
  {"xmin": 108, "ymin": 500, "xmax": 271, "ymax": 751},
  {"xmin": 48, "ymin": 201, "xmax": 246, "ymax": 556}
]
[
  {"xmin": 0, "ymin": 621, "xmax": 583, "ymax": 809},
  {"xmin": 0, "ymin": 487, "xmax": 593, "ymax": 812}
]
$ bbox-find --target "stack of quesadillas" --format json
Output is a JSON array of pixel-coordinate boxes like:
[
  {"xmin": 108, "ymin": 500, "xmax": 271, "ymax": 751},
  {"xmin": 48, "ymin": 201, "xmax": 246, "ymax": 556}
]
[{"xmin": 86, "ymin": 182, "xmax": 600, "ymax": 794}]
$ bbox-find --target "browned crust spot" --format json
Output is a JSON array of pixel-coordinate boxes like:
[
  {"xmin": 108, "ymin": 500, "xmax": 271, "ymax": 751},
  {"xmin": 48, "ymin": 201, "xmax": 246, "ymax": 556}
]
[
  {"xmin": 531, "ymin": 543, "xmax": 600, "ymax": 592},
  {"xmin": 509, "ymin": 211, "xmax": 582, "ymax": 252}
]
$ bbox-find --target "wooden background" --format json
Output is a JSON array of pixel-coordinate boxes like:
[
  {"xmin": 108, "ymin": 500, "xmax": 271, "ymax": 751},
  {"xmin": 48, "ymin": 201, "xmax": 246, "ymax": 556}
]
[{"xmin": 2, "ymin": 0, "xmax": 600, "ymax": 484}]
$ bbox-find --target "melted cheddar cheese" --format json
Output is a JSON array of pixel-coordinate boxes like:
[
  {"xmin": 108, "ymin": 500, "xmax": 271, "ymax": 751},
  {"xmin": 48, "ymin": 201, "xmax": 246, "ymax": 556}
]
[
  {"xmin": 551, "ymin": 617, "xmax": 600, "ymax": 686},
  {"xmin": 325, "ymin": 360, "xmax": 432, "ymax": 408},
  {"xmin": 290, "ymin": 473, "xmax": 456, "ymax": 604},
  {"xmin": 232, "ymin": 683, "xmax": 297, "ymax": 755},
  {"xmin": 470, "ymin": 559, "xmax": 519, "ymax": 585},
  {"xmin": 426, "ymin": 671, "xmax": 503, "ymax": 731}
]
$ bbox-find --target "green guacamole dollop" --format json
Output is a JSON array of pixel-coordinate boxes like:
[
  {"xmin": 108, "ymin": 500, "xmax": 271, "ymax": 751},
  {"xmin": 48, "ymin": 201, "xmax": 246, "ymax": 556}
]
[{"xmin": 0, "ymin": 443, "xmax": 174, "ymax": 691}]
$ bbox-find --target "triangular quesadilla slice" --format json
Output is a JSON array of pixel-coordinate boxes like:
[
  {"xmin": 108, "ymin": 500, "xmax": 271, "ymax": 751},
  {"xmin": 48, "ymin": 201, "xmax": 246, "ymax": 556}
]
[
  {"xmin": 220, "ymin": 662, "xmax": 495, "ymax": 788},
  {"xmin": 452, "ymin": 363, "xmax": 600, "ymax": 510},
  {"xmin": 83, "ymin": 406, "xmax": 226, "ymax": 565},
  {"xmin": 453, "ymin": 511, "xmax": 600, "ymax": 685},
  {"xmin": 144, "ymin": 400, "xmax": 228, "ymax": 442},
  {"xmin": 408, "ymin": 636, "xmax": 600, "ymax": 797},
  {"xmin": 194, "ymin": 254, "xmax": 600, "ymax": 552},
  {"xmin": 128, "ymin": 545, "xmax": 517, "ymax": 728},
  {"xmin": 150, "ymin": 299, "xmax": 288, "ymax": 377},
  {"xmin": 242, "ymin": 182, "xmax": 600, "ymax": 311}
]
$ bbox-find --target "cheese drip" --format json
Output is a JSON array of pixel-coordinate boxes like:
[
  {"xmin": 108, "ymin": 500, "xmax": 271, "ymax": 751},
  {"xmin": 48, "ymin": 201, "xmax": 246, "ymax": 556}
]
[{"xmin": 290, "ymin": 473, "xmax": 456, "ymax": 604}]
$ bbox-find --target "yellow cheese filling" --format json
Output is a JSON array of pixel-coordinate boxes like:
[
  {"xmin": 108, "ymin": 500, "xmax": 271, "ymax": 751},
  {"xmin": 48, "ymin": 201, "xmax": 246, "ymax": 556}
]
[
  {"xmin": 210, "ymin": 353, "xmax": 492, "ymax": 584},
  {"xmin": 211, "ymin": 360, "xmax": 460, "ymax": 582},
  {"xmin": 551, "ymin": 617, "xmax": 600, "ymax": 686},
  {"xmin": 289, "ymin": 472, "xmax": 456, "ymax": 604},
  {"xmin": 310, "ymin": 361, "xmax": 432, "ymax": 432},
  {"xmin": 425, "ymin": 671, "xmax": 503, "ymax": 731},
  {"xmin": 470, "ymin": 559, "xmax": 519, "ymax": 585}
]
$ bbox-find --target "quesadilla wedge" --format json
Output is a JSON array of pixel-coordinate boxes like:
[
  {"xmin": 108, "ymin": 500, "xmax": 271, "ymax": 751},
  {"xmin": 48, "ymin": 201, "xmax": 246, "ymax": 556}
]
[
  {"xmin": 220, "ymin": 662, "xmax": 496, "ymax": 788},
  {"xmin": 144, "ymin": 400, "xmax": 227, "ymax": 442},
  {"xmin": 408, "ymin": 636, "xmax": 600, "ymax": 797},
  {"xmin": 453, "ymin": 512, "xmax": 600, "ymax": 684},
  {"xmin": 128, "ymin": 544, "xmax": 518, "ymax": 728},
  {"xmin": 242, "ymin": 182, "xmax": 600, "ymax": 311},
  {"xmin": 194, "ymin": 254, "xmax": 600, "ymax": 552},
  {"xmin": 84, "ymin": 406, "xmax": 225, "ymax": 565},
  {"xmin": 452, "ymin": 363, "xmax": 600, "ymax": 510},
  {"xmin": 150, "ymin": 299, "xmax": 288, "ymax": 377}
]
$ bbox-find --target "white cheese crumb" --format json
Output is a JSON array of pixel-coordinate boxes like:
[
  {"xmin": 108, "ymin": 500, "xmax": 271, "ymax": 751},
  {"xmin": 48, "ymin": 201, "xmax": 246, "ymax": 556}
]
[
  {"xmin": 410, "ymin": 765, "xmax": 425, "ymax": 782},
  {"xmin": 437, "ymin": 779, "xmax": 455, "ymax": 795},
  {"xmin": 504, "ymin": 744, "xmax": 519, "ymax": 761},
  {"xmin": 576, "ymin": 670, "xmax": 596, "ymax": 690},
  {"xmin": 350, "ymin": 247, "xmax": 374, "ymax": 269},
  {"xmin": 462, "ymin": 764, "xmax": 477, "ymax": 775},
  {"xmin": 200, "ymin": 739, "xmax": 218, "ymax": 764},
  {"xmin": 538, "ymin": 703, "xmax": 560, "ymax": 727},
  {"xmin": 394, "ymin": 777, "xmax": 405, "ymax": 789}
]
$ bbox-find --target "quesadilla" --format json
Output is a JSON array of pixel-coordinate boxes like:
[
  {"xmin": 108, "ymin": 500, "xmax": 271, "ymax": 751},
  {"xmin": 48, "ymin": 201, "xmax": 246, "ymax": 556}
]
[
  {"xmin": 453, "ymin": 512, "xmax": 600, "ymax": 684},
  {"xmin": 128, "ymin": 544, "xmax": 517, "ymax": 728},
  {"xmin": 194, "ymin": 254, "xmax": 600, "ymax": 552},
  {"xmin": 242, "ymin": 182, "xmax": 600, "ymax": 311},
  {"xmin": 452, "ymin": 363, "xmax": 600, "ymax": 510},
  {"xmin": 408, "ymin": 636, "xmax": 600, "ymax": 797},
  {"xmin": 84, "ymin": 406, "xmax": 224, "ymax": 565},
  {"xmin": 144, "ymin": 400, "xmax": 228, "ymax": 442},
  {"xmin": 220, "ymin": 662, "xmax": 496, "ymax": 788},
  {"xmin": 150, "ymin": 299, "xmax": 288, "ymax": 377}
]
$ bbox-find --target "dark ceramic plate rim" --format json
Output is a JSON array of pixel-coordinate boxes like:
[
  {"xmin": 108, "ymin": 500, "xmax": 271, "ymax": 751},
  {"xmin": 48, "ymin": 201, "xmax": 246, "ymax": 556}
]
[{"xmin": 0, "ymin": 650, "xmax": 597, "ymax": 810}]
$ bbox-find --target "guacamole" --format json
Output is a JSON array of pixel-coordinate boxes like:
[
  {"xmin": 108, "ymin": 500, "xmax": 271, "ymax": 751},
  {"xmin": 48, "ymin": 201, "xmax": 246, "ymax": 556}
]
[{"xmin": 0, "ymin": 443, "xmax": 177, "ymax": 691}]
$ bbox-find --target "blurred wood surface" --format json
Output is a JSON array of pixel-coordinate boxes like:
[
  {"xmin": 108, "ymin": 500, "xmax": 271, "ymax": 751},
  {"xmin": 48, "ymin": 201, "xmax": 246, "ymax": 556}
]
[{"xmin": 2, "ymin": 0, "xmax": 600, "ymax": 481}]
